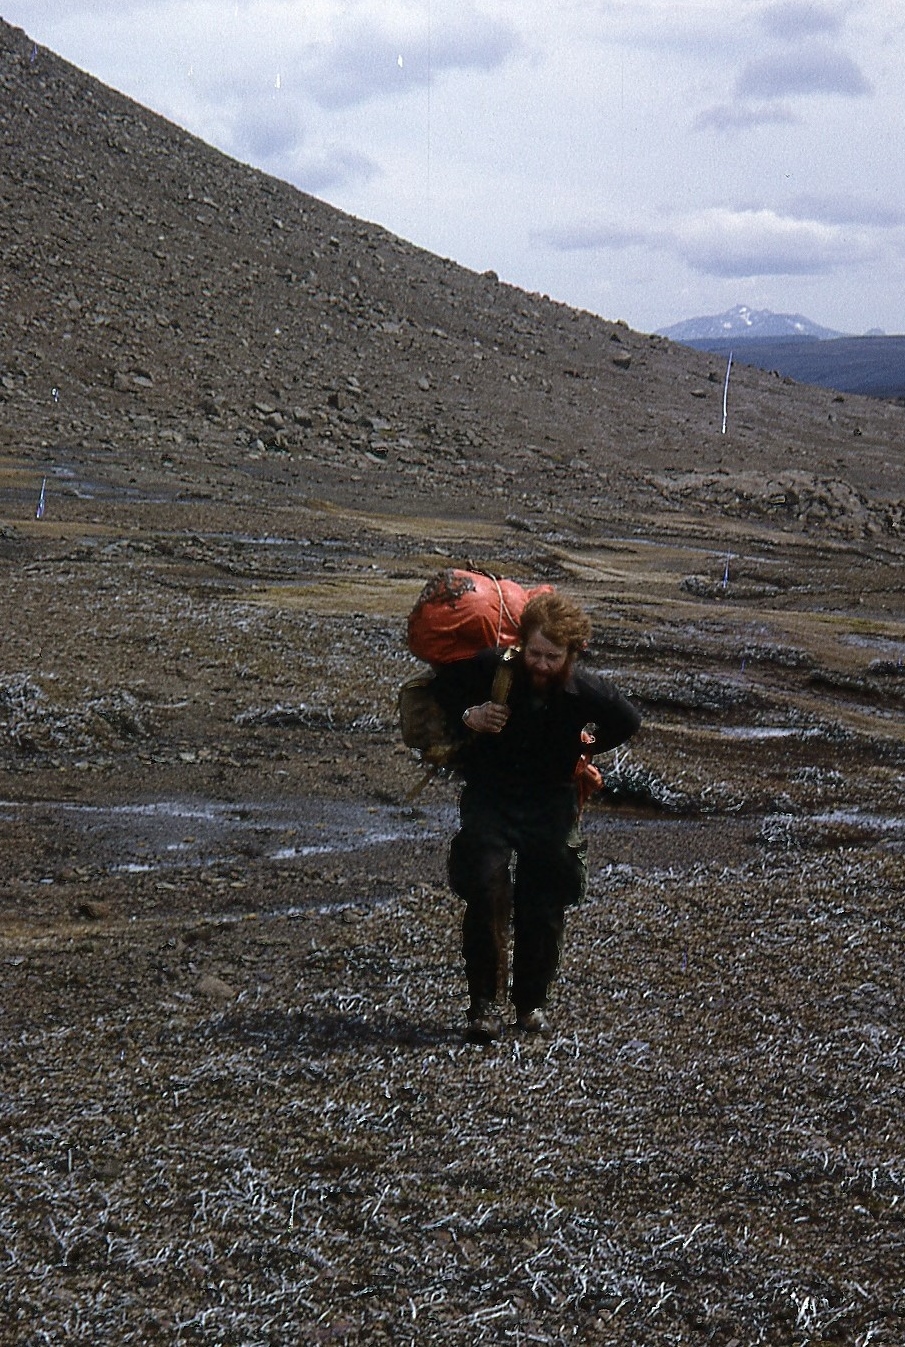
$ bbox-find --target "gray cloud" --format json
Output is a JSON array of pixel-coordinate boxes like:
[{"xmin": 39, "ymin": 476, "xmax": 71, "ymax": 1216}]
[
  {"xmin": 17, "ymin": 1, "xmax": 518, "ymax": 114},
  {"xmin": 232, "ymin": 98, "xmax": 306, "ymax": 161},
  {"xmin": 290, "ymin": 147, "xmax": 380, "ymax": 195},
  {"xmin": 9, "ymin": 0, "xmax": 147, "ymax": 16},
  {"xmin": 533, "ymin": 222, "xmax": 649, "ymax": 252},
  {"xmin": 737, "ymin": 45, "xmax": 872, "ymax": 98},
  {"xmin": 759, "ymin": 1, "xmax": 844, "ymax": 41},
  {"xmin": 308, "ymin": 12, "xmax": 519, "ymax": 109},
  {"xmin": 783, "ymin": 194, "xmax": 905, "ymax": 228},
  {"xmin": 693, "ymin": 102, "xmax": 799, "ymax": 132}
]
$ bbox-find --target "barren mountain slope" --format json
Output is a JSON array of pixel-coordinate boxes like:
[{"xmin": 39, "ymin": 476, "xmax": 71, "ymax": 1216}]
[{"xmin": 2, "ymin": 17, "xmax": 904, "ymax": 533}]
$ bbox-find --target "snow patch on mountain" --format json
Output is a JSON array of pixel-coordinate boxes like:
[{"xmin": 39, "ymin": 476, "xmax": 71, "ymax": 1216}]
[{"xmin": 658, "ymin": 305, "xmax": 846, "ymax": 342}]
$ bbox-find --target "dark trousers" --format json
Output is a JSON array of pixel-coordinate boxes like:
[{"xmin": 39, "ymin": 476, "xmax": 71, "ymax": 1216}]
[{"xmin": 447, "ymin": 783, "xmax": 587, "ymax": 1013}]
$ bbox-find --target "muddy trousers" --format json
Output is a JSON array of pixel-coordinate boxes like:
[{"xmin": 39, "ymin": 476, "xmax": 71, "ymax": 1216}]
[{"xmin": 447, "ymin": 784, "xmax": 587, "ymax": 1015}]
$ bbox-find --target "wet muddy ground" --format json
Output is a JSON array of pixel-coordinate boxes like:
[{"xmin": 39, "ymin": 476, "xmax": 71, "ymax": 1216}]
[{"xmin": 2, "ymin": 483, "xmax": 905, "ymax": 1345}]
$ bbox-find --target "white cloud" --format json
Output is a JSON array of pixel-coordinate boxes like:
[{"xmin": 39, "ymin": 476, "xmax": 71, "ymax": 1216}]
[
  {"xmin": 672, "ymin": 207, "xmax": 875, "ymax": 277},
  {"xmin": 535, "ymin": 205, "xmax": 886, "ymax": 280}
]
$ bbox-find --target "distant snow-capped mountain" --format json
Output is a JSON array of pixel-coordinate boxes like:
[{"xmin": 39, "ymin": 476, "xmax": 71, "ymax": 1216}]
[{"xmin": 657, "ymin": 305, "xmax": 845, "ymax": 341}]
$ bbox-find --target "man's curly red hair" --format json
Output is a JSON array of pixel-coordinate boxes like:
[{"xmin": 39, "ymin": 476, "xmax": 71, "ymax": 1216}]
[{"xmin": 518, "ymin": 593, "xmax": 591, "ymax": 655}]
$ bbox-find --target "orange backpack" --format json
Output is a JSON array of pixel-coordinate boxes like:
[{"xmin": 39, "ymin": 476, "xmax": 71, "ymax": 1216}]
[
  {"xmin": 406, "ymin": 568, "xmax": 553, "ymax": 665},
  {"xmin": 399, "ymin": 569, "xmax": 552, "ymax": 768}
]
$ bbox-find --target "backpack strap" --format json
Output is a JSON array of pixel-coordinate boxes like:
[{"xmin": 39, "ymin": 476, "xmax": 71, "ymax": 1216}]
[{"xmin": 486, "ymin": 573, "xmax": 519, "ymax": 648}]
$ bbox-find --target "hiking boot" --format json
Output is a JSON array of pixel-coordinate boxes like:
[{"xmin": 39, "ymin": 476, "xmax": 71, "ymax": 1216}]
[
  {"xmin": 465, "ymin": 1001, "xmax": 502, "ymax": 1044},
  {"xmin": 516, "ymin": 1007, "xmax": 551, "ymax": 1036}
]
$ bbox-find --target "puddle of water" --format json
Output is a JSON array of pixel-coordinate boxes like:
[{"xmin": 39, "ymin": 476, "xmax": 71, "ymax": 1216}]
[
  {"xmin": 839, "ymin": 634, "xmax": 905, "ymax": 654},
  {"xmin": 811, "ymin": 808, "xmax": 905, "ymax": 834},
  {"xmin": 720, "ymin": 726, "xmax": 821, "ymax": 741},
  {"xmin": 203, "ymin": 534, "xmax": 308, "ymax": 547},
  {"xmin": 268, "ymin": 845, "xmax": 335, "ymax": 861},
  {"xmin": 0, "ymin": 797, "xmax": 453, "ymax": 876},
  {"xmin": 760, "ymin": 807, "xmax": 905, "ymax": 850}
]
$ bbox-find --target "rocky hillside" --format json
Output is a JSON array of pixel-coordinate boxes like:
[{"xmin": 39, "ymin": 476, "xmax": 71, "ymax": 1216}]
[{"xmin": 2, "ymin": 17, "xmax": 903, "ymax": 537}]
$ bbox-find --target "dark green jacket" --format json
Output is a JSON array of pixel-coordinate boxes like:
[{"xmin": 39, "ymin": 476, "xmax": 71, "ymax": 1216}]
[{"xmin": 433, "ymin": 648, "xmax": 640, "ymax": 791}]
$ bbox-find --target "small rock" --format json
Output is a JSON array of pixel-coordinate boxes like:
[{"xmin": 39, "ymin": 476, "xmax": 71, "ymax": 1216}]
[
  {"xmin": 93, "ymin": 1155, "xmax": 123, "ymax": 1179},
  {"xmin": 417, "ymin": 376, "xmax": 431, "ymax": 391},
  {"xmin": 690, "ymin": 388, "xmax": 707, "ymax": 398},
  {"xmin": 77, "ymin": 899, "xmax": 111, "ymax": 921},
  {"xmin": 197, "ymin": 974, "xmax": 236, "ymax": 1002},
  {"xmin": 612, "ymin": 352, "xmax": 632, "ymax": 369}
]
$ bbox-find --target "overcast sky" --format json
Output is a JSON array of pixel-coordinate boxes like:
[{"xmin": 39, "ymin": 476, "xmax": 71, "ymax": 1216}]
[{"xmin": 6, "ymin": 0, "xmax": 905, "ymax": 334}]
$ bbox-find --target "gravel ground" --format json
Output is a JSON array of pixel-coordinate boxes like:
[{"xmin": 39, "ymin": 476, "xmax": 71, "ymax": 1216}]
[{"xmin": 2, "ymin": 512, "xmax": 905, "ymax": 1346}]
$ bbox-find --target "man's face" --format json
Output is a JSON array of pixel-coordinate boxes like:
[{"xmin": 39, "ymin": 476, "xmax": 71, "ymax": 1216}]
[{"xmin": 522, "ymin": 628, "xmax": 572, "ymax": 691}]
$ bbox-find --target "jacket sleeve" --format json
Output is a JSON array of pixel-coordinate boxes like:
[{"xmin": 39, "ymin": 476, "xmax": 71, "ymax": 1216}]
[
  {"xmin": 574, "ymin": 670, "xmax": 641, "ymax": 752},
  {"xmin": 430, "ymin": 651, "xmax": 497, "ymax": 734}
]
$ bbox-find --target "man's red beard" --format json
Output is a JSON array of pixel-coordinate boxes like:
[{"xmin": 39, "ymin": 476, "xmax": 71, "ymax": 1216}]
[{"xmin": 526, "ymin": 659, "xmax": 573, "ymax": 693}]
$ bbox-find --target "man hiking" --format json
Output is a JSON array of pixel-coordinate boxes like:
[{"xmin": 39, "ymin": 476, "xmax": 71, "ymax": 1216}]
[{"xmin": 432, "ymin": 592, "xmax": 641, "ymax": 1043}]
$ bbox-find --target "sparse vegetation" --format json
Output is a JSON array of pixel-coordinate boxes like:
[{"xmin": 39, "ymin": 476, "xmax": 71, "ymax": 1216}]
[{"xmin": 2, "ymin": 15, "xmax": 905, "ymax": 1345}]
